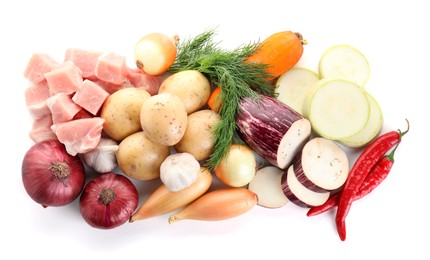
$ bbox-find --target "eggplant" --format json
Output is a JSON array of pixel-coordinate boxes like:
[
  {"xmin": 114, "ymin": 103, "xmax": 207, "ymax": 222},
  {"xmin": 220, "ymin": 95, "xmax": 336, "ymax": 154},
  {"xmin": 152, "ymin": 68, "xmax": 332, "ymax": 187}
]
[
  {"xmin": 280, "ymin": 137, "xmax": 349, "ymax": 207},
  {"xmin": 236, "ymin": 94, "xmax": 311, "ymax": 169}
]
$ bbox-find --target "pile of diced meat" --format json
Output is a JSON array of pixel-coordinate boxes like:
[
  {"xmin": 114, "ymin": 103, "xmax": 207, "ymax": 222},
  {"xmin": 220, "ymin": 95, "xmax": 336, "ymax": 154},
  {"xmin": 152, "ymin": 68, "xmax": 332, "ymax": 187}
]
[{"xmin": 24, "ymin": 49, "xmax": 166, "ymax": 156}]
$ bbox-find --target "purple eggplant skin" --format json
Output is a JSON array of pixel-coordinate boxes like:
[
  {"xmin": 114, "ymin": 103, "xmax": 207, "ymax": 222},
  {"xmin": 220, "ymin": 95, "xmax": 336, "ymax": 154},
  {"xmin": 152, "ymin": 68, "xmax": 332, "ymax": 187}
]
[{"xmin": 235, "ymin": 94, "xmax": 309, "ymax": 169}]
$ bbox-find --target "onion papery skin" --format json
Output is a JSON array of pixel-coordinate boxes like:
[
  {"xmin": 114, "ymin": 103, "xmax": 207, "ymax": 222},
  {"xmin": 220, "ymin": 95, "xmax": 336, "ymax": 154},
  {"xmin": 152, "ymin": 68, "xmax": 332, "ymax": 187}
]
[
  {"xmin": 21, "ymin": 140, "xmax": 86, "ymax": 207},
  {"xmin": 79, "ymin": 173, "xmax": 138, "ymax": 229}
]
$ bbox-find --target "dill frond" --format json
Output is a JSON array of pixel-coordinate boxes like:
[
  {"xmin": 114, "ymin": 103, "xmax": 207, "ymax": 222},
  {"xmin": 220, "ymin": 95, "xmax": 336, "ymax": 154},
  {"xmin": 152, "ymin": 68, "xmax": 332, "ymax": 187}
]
[{"xmin": 169, "ymin": 29, "xmax": 276, "ymax": 169}]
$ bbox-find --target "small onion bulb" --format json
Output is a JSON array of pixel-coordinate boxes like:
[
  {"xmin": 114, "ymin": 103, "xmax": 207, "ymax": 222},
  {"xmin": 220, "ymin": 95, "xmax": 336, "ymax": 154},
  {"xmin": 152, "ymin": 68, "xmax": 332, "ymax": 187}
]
[
  {"xmin": 214, "ymin": 144, "xmax": 257, "ymax": 187},
  {"xmin": 134, "ymin": 32, "xmax": 178, "ymax": 76}
]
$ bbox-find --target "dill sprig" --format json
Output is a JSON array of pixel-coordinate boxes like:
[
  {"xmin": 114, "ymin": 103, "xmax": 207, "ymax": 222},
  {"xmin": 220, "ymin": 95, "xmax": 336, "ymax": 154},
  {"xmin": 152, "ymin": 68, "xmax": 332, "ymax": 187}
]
[{"xmin": 169, "ymin": 29, "xmax": 276, "ymax": 169}]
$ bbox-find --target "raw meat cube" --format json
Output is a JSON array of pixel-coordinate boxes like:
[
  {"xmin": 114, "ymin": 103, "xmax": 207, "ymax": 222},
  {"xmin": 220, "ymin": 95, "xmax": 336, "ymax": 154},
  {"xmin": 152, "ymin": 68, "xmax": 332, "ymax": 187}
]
[
  {"xmin": 64, "ymin": 48, "xmax": 103, "ymax": 79},
  {"xmin": 47, "ymin": 93, "xmax": 82, "ymax": 124},
  {"xmin": 25, "ymin": 81, "xmax": 51, "ymax": 119},
  {"xmin": 51, "ymin": 117, "xmax": 105, "ymax": 156},
  {"xmin": 127, "ymin": 67, "xmax": 167, "ymax": 95},
  {"xmin": 95, "ymin": 52, "xmax": 127, "ymax": 85},
  {"xmin": 72, "ymin": 79, "xmax": 109, "ymax": 115},
  {"xmin": 28, "ymin": 114, "xmax": 57, "ymax": 143},
  {"xmin": 44, "ymin": 60, "xmax": 83, "ymax": 95},
  {"xmin": 93, "ymin": 79, "xmax": 133, "ymax": 94},
  {"xmin": 24, "ymin": 53, "xmax": 59, "ymax": 83},
  {"xmin": 73, "ymin": 108, "xmax": 94, "ymax": 120}
]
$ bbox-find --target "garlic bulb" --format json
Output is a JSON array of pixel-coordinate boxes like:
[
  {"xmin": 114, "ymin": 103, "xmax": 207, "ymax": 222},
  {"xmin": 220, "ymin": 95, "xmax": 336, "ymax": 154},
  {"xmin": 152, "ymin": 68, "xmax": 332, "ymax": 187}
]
[
  {"xmin": 82, "ymin": 138, "xmax": 119, "ymax": 173},
  {"xmin": 160, "ymin": 153, "xmax": 200, "ymax": 192}
]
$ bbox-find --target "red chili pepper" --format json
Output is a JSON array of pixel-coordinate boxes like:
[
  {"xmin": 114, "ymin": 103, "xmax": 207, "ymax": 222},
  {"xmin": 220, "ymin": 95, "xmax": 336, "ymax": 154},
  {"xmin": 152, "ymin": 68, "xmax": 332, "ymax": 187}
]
[
  {"xmin": 306, "ymin": 148, "xmax": 396, "ymax": 217},
  {"xmin": 335, "ymin": 120, "xmax": 408, "ymax": 241},
  {"xmin": 356, "ymin": 150, "xmax": 395, "ymax": 198},
  {"xmin": 307, "ymin": 193, "xmax": 339, "ymax": 217}
]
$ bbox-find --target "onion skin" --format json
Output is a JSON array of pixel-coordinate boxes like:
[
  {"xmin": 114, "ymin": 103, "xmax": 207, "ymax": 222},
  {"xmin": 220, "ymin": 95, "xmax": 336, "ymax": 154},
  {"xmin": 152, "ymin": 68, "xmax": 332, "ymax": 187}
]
[
  {"xmin": 134, "ymin": 33, "xmax": 177, "ymax": 76},
  {"xmin": 214, "ymin": 144, "xmax": 257, "ymax": 187},
  {"xmin": 21, "ymin": 140, "xmax": 86, "ymax": 207},
  {"xmin": 79, "ymin": 173, "xmax": 138, "ymax": 229},
  {"xmin": 168, "ymin": 188, "xmax": 257, "ymax": 223}
]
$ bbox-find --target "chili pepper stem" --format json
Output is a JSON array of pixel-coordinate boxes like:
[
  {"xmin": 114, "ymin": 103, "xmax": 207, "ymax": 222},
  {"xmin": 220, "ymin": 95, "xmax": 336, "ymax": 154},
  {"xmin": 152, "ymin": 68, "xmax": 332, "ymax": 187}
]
[
  {"xmin": 386, "ymin": 141, "xmax": 399, "ymax": 162},
  {"xmin": 388, "ymin": 118, "xmax": 409, "ymax": 161},
  {"xmin": 399, "ymin": 118, "xmax": 410, "ymax": 138}
]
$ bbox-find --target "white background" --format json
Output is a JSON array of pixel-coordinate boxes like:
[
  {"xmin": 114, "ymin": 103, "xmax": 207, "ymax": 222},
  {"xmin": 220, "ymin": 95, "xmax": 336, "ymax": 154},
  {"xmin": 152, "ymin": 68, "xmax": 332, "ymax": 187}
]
[{"xmin": 1, "ymin": 0, "xmax": 428, "ymax": 259}]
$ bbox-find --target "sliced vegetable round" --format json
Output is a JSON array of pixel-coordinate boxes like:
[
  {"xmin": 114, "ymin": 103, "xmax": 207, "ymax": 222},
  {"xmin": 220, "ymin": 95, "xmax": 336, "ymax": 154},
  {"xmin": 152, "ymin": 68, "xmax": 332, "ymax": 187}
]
[
  {"xmin": 319, "ymin": 44, "xmax": 370, "ymax": 87},
  {"xmin": 304, "ymin": 79, "xmax": 370, "ymax": 140},
  {"xmin": 281, "ymin": 165, "xmax": 330, "ymax": 208},
  {"xmin": 275, "ymin": 67, "xmax": 319, "ymax": 115},
  {"xmin": 248, "ymin": 166, "xmax": 288, "ymax": 208},
  {"xmin": 339, "ymin": 91, "xmax": 383, "ymax": 148},
  {"xmin": 293, "ymin": 137, "xmax": 349, "ymax": 192}
]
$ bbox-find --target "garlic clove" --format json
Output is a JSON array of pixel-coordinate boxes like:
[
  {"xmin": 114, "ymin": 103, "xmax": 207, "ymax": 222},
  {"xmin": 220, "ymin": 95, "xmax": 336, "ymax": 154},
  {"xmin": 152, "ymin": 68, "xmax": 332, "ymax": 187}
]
[
  {"xmin": 82, "ymin": 138, "xmax": 119, "ymax": 173},
  {"xmin": 160, "ymin": 153, "xmax": 200, "ymax": 192}
]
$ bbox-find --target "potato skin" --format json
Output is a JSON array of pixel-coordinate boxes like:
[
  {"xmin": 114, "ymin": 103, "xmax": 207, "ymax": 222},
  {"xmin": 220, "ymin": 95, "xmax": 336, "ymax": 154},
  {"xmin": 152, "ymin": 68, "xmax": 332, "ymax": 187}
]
[
  {"xmin": 174, "ymin": 109, "xmax": 221, "ymax": 161},
  {"xmin": 116, "ymin": 131, "xmax": 170, "ymax": 180},
  {"xmin": 140, "ymin": 93, "xmax": 187, "ymax": 146},
  {"xmin": 158, "ymin": 70, "xmax": 210, "ymax": 114},
  {"xmin": 101, "ymin": 88, "xmax": 151, "ymax": 141}
]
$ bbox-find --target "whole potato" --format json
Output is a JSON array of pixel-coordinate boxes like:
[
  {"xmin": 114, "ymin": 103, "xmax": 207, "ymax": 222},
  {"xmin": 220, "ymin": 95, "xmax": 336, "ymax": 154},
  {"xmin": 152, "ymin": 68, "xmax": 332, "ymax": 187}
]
[
  {"xmin": 174, "ymin": 109, "xmax": 221, "ymax": 161},
  {"xmin": 101, "ymin": 88, "xmax": 151, "ymax": 141},
  {"xmin": 158, "ymin": 70, "xmax": 210, "ymax": 114},
  {"xmin": 116, "ymin": 131, "xmax": 170, "ymax": 180},
  {"xmin": 140, "ymin": 93, "xmax": 187, "ymax": 146}
]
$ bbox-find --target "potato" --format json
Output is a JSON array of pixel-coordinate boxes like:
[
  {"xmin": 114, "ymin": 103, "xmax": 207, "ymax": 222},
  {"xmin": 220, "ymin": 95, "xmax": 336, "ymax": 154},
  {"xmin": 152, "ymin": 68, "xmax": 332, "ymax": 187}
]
[
  {"xmin": 158, "ymin": 70, "xmax": 210, "ymax": 114},
  {"xmin": 140, "ymin": 93, "xmax": 187, "ymax": 146},
  {"xmin": 116, "ymin": 131, "xmax": 170, "ymax": 180},
  {"xmin": 101, "ymin": 88, "xmax": 151, "ymax": 141},
  {"xmin": 174, "ymin": 109, "xmax": 221, "ymax": 161}
]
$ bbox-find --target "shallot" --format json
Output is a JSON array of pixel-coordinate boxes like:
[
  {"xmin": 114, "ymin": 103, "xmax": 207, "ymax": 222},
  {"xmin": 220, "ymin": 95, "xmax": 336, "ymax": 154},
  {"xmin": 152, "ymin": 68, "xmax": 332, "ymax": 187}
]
[
  {"xmin": 130, "ymin": 167, "xmax": 212, "ymax": 222},
  {"xmin": 168, "ymin": 188, "xmax": 257, "ymax": 223}
]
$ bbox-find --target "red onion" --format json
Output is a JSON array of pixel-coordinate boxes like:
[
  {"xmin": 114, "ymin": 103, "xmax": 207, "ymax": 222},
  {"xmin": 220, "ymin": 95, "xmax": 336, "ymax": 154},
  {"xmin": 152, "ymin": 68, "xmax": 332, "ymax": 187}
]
[
  {"xmin": 21, "ymin": 140, "xmax": 86, "ymax": 207},
  {"xmin": 79, "ymin": 173, "xmax": 138, "ymax": 229}
]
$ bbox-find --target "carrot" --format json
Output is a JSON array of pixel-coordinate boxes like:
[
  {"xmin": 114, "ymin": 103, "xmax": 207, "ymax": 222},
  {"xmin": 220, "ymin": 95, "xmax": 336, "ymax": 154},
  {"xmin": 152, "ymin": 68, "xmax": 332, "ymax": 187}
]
[
  {"xmin": 246, "ymin": 31, "xmax": 307, "ymax": 79},
  {"xmin": 207, "ymin": 86, "xmax": 222, "ymax": 112}
]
